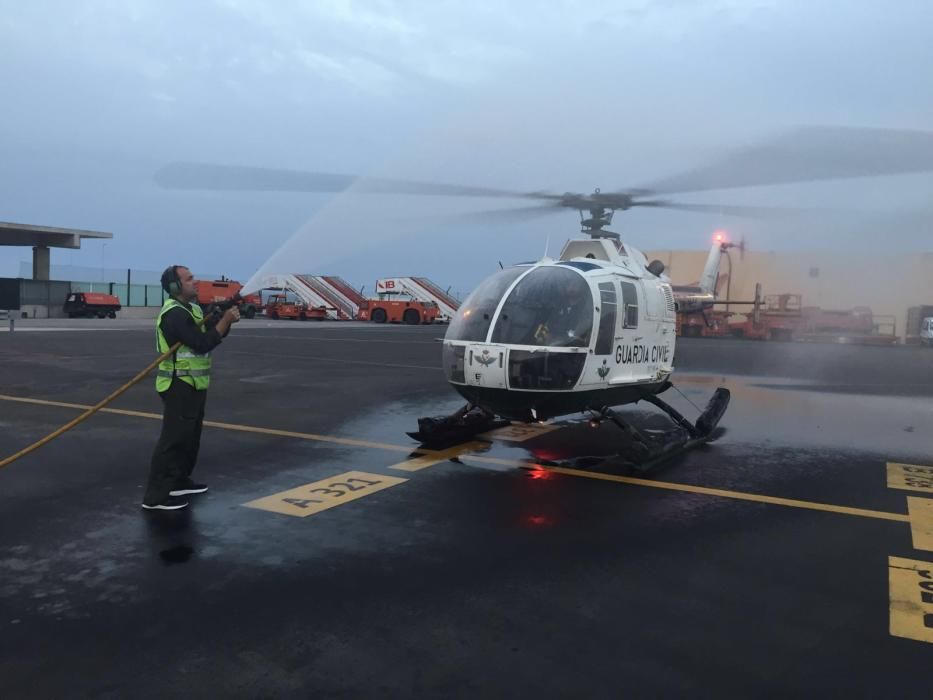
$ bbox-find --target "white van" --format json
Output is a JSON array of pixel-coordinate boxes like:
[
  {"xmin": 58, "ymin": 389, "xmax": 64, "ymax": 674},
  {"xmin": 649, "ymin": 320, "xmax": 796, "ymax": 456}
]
[{"xmin": 922, "ymin": 317, "xmax": 933, "ymax": 346}]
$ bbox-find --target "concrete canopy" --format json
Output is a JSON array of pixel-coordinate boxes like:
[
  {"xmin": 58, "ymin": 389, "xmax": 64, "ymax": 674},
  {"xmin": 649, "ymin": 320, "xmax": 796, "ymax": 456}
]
[{"xmin": 0, "ymin": 221, "xmax": 113, "ymax": 280}]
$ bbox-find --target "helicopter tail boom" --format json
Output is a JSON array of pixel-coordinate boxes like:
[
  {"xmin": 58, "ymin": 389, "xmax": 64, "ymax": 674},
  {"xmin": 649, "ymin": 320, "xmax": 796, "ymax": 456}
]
[
  {"xmin": 672, "ymin": 239, "xmax": 737, "ymax": 314},
  {"xmin": 699, "ymin": 241, "xmax": 726, "ymax": 296}
]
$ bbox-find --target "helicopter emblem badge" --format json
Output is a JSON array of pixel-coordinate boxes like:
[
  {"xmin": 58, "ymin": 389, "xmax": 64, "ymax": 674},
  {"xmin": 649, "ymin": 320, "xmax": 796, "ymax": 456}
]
[
  {"xmin": 476, "ymin": 350, "xmax": 496, "ymax": 367},
  {"xmin": 597, "ymin": 359, "xmax": 610, "ymax": 379}
]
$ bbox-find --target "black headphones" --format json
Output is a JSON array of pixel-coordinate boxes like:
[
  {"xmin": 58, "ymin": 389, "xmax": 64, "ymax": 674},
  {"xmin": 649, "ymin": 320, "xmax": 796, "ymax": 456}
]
[{"xmin": 161, "ymin": 265, "xmax": 183, "ymax": 296}]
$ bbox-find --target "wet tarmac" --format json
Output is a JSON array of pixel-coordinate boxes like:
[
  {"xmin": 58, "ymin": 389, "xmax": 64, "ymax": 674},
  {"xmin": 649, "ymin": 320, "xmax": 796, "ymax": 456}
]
[{"xmin": 1, "ymin": 320, "xmax": 932, "ymax": 697}]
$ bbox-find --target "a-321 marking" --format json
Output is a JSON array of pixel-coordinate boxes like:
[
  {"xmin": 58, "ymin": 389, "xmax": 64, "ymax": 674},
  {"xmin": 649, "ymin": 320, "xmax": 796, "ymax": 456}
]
[{"xmin": 244, "ymin": 470, "xmax": 408, "ymax": 517}]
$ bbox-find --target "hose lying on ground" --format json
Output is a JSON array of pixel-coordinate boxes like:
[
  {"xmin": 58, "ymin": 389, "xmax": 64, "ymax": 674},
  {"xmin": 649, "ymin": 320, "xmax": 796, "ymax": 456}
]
[
  {"xmin": 0, "ymin": 300, "xmax": 243, "ymax": 472},
  {"xmin": 0, "ymin": 341, "xmax": 182, "ymax": 471}
]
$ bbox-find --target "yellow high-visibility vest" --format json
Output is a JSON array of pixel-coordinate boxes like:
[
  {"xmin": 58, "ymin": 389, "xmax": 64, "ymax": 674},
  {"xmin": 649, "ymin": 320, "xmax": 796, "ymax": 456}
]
[{"xmin": 155, "ymin": 299, "xmax": 212, "ymax": 391}]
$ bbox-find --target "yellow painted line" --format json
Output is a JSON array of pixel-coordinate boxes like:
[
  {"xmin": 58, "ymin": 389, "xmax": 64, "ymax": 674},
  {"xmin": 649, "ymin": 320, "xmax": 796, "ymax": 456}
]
[
  {"xmin": 0, "ymin": 393, "xmax": 427, "ymax": 455},
  {"xmin": 1, "ymin": 395, "xmax": 92, "ymax": 411},
  {"xmin": 907, "ymin": 497, "xmax": 933, "ymax": 552},
  {"xmin": 888, "ymin": 462, "xmax": 933, "ymax": 493},
  {"xmin": 244, "ymin": 470, "xmax": 407, "ymax": 517},
  {"xmin": 203, "ymin": 419, "xmax": 424, "ymax": 454},
  {"xmin": 456, "ymin": 455, "xmax": 912, "ymax": 523},
  {"xmin": 479, "ymin": 423, "xmax": 559, "ymax": 442},
  {"xmin": 389, "ymin": 441, "xmax": 488, "ymax": 472},
  {"xmin": 535, "ymin": 465, "xmax": 911, "ymax": 523},
  {"xmin": 234, "ymin": 332, "xmax": 437, "ymax": 345},
  {"xmin": 228, "ymin": 350, "xmax": 441, "ymax": 372},
  {"xmin": 0, "ymin": 392, "xmax": 911, "ymax": 523},
  {"xmin": 888, "ymin": 556, "xmax": 933, "ymax": 643}
]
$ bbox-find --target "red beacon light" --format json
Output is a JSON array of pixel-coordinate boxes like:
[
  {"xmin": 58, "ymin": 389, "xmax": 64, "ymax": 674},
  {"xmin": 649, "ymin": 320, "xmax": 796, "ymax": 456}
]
[{"xmin": 713, "ymin": 231, "xmax": 726, "ymax": 243}]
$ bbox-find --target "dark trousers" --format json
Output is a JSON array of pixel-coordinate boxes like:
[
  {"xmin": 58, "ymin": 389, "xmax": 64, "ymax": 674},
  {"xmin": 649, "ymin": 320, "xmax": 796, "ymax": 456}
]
[{"xmin": 144, "ymin": 380, "xmax": 208, "ymax": 503}]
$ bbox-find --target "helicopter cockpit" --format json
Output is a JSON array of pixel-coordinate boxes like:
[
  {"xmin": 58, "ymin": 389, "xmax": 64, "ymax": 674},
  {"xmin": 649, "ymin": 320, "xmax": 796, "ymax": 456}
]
[
  {"xmin": 444, "ymin": 264, "xmax": 596, "ymax": 393},
  {"xmin": 446, "ymin": 265, "xmax": 594, "ymax": 349},
  {"xmin": 490, "ymin": 266, "xmax": 593, "ymax": 348}
]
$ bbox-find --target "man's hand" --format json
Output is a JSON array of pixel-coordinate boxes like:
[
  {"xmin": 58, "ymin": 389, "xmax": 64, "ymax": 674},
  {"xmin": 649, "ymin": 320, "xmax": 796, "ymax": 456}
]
[{"xmin": 215, "ymin": 306, "xmax": 241, "ymax": 336}]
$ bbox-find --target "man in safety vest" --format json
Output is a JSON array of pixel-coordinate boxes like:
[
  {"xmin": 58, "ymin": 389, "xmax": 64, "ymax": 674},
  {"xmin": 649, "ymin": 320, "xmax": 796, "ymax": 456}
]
[{"xmin": 142, "ymin": 265, "xmax": 240, "ymax": 510}]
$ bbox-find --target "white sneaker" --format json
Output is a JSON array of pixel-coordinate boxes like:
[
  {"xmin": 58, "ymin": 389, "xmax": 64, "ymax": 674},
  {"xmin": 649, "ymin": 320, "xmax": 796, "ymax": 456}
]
[
  {"xmin": 142, "ymin": 496, "xmax": 189, "ymax": 510},
  {"xmin": 170, "ymin": 481, "xmax": 208, "ymax": 496}
]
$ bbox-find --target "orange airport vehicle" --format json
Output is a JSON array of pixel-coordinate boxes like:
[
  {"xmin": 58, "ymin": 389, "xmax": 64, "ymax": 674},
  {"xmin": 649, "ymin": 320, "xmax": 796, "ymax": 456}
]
[
  {"xmin": 63, "ymin": 292, "xmax": 121, "ymax": 319},
  {"xmin": 677, "ymin": 292, "xmax": 897, "ymax": 344},
  {"xmin": 726, "ymin": 294, "xmax": 802, "ymax": 341},
  {"xmin": 264, "ymin": 293, "xmax": 329, "ymax": 321},
  {"xmin": 358, "ymin": 298, "xmax": 439, "ymax": 324},
  {"xmin": 726, "ymin": 295, "xmax": 893, "ymax": 343},
  {"xmin": 676, "ymin": 309, "xmax": 732, "ymax": 338},
  {"xmin": 195, "ymin": 277, "xmax": 262, "ymax": 318}
]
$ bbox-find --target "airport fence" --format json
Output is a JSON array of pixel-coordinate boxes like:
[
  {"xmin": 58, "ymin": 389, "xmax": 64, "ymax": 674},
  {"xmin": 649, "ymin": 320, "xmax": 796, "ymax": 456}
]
[
  {"xmin": 0, "ymin": 278, "xmax": 167, "ymax": 310},
  {"xmin": 69, "ymin": 281, "xmax": 166, "ymax": 307}
]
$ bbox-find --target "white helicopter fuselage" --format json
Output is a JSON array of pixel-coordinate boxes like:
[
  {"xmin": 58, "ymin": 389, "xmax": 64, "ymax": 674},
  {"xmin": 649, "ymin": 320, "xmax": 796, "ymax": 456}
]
[{"xmin": 442, "ymin": 237, "xmax": 708, "ymax": 421}]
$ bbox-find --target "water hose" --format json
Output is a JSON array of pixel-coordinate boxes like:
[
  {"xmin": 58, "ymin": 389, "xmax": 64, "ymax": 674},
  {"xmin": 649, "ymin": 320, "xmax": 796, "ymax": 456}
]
[
  {"xmin": 1, "ymin": 298, "xmax": 246, "ymax": 471},
  {"xmin": 0, "ymin": 341, "xmax": 183, "ymax": 470}
]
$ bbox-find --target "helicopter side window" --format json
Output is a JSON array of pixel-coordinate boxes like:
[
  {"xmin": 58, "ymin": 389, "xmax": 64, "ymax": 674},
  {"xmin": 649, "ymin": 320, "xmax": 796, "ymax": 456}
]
[
  {"xmin": 491, "ymin": 266, "xmax": 593, "ymax": 348},
  {"xmin": 595, "ymin": 282, "xmax": 616, "ymax": 354},
  {"xmin": 620, "ymin": 280, "xmax": 638, "ymax": 329},
  {"xmin": 447, "ymin": 267, "xmax": 526, "ymax": 342}
]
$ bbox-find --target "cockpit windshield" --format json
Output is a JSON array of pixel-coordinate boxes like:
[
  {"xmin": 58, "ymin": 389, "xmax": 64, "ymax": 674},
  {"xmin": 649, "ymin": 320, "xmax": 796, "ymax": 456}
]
[
  {"xmin": 446, "ymin": 266, "xmax": 526, "ymax": 342},
  {"xmin": 491, "ymin": 266, "xmax": 593, "ymax": 348}
]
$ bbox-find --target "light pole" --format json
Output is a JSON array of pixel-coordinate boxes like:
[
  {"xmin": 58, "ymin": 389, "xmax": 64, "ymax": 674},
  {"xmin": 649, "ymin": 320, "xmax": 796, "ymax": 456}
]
[{"xmin": 724, "ymin": 248, "xmax": 732, "ymax": 314}]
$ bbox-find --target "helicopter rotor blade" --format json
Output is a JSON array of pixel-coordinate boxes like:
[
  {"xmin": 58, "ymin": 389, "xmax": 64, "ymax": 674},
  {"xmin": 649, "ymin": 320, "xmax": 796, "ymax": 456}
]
[
  {"xmin": 446, "ymin": 202, "xmax": 567, "ymax": 224},
  {"xmin": 631, "ymin": 199, "xmax": 822, "ymax": 219},
  {"xmin": 390, "ymin": 202, "xmax": 568, "ymax": 232},
  {"xmin": 626, "ymin": 125, "xmax": 933, "ymax": 196},
  {"xmin": 154, "ymin": 162, "xmax": 564, "ymax": 201},
  {"xmin": 154, "ymin": 125, "xmax": 933, "ymax": 216},
  {"xmin": 154, "ymin": 163, "xmax": 356, "ymax": 192}
]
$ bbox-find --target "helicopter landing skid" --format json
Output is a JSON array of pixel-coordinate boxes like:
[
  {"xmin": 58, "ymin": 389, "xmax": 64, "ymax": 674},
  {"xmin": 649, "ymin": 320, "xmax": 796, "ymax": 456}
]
[
  {"xmin": 596, "ymin": 386, "xmax": 731, "ymax": 472},
  {"xmin": 407, "ymin": 404, "xmax": 509, "ymax": 447}
]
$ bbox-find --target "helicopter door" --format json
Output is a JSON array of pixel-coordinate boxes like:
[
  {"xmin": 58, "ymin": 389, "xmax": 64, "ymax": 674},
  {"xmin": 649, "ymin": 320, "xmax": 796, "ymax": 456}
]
[
  {"xmin": 579, "ymin": 281, "xmax": 617, "ymax": 386},
  {"xmin": 612, "ymin": 279, "xmax": 651, "ymax": 382}
]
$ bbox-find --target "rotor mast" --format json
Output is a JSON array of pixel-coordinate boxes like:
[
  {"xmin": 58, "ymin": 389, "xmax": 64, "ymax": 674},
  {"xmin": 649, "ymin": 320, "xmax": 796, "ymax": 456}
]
[{"xmin": 574, "ymin": 189, "xmax": 624, "ymax": 240}]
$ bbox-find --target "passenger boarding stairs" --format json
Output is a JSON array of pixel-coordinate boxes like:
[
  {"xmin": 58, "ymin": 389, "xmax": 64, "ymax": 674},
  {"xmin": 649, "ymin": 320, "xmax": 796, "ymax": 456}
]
[
  {"xmin": 254, "ymin": 274, "xmax": 363, "ymax": 320},
  {"xmin": 295, "ymin": 275, "xmax": 360, "ymax": 320},
  {"xmin": 375, "ymin": 277, "xmax": 460, "ymax": 322}
]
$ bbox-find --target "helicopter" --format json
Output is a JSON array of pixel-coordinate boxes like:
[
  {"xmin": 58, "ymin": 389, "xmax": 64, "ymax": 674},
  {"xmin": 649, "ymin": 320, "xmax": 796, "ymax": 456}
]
[
  {"xmin": 407, "ymin": 200, "xmax": 737, "ymax": 466},
  {"xmin": 154, "ymin": 125, "xmax": 933, "ymax": 467}
]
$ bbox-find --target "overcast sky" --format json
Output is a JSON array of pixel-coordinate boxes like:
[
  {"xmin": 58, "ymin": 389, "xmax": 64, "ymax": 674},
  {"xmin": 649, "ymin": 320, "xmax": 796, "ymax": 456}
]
[{"xmin": 2, "ymin": 0, "xmax": 932, "ymax": 292}]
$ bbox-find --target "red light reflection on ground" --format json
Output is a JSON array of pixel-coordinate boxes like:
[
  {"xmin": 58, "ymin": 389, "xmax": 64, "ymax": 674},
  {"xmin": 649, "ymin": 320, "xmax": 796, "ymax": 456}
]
[{"xmin": 531, "ymin": 449, "xmax": 565, "ymax": 461}]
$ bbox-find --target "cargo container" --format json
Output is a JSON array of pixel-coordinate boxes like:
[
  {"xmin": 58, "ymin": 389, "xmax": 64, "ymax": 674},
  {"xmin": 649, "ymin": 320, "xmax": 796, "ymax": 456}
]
[{"xmin": 906, "ymin": 305, "xmax": 933, "ymax": 344}]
